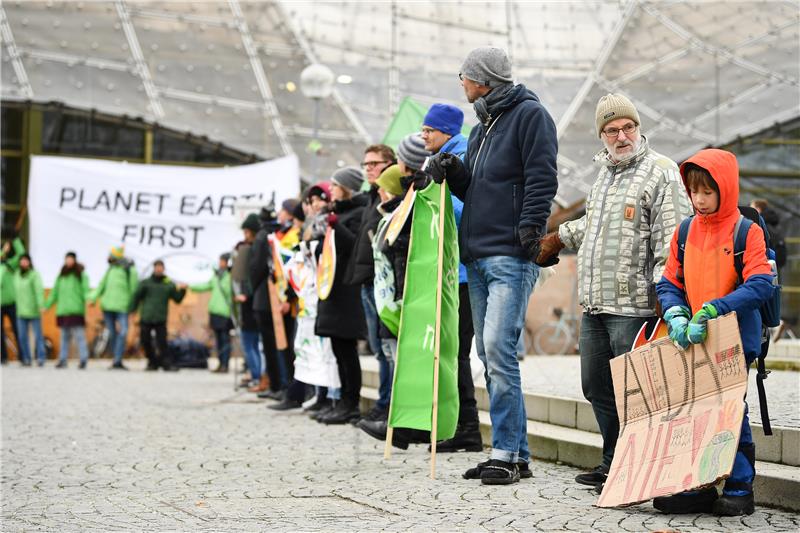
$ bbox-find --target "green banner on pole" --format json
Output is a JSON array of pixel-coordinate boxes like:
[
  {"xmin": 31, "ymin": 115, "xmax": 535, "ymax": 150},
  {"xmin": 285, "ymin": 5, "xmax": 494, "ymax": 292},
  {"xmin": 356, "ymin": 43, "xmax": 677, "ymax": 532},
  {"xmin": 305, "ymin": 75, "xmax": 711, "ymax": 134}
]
[{"xmin": 388, "ymin": 181, "xmax": 460, "ymax": 439}]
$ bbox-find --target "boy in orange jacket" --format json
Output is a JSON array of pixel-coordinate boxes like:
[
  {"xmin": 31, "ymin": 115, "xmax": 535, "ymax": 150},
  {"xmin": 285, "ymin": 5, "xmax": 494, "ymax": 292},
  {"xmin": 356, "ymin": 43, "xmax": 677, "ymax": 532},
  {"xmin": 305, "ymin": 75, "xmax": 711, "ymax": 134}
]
[{"xmin": 655, "ymin": 149, "xmax": 773, "ymax": 516}]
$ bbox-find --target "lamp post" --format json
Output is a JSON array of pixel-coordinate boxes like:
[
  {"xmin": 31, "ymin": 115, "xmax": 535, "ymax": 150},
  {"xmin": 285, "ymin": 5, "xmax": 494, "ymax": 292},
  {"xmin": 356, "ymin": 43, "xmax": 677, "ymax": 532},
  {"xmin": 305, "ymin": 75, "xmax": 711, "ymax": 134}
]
[{"xmin": 300, "ymin": 63, "xmax": 335, "ymax": 181}]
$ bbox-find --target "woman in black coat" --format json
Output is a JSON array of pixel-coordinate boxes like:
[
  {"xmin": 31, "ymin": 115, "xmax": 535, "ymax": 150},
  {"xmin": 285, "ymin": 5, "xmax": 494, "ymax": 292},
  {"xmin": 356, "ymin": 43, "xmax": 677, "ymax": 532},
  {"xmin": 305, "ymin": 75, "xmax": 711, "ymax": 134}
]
[{"xmin": 315, "ymin": 167, "xmax": 367, "ymax": 424}]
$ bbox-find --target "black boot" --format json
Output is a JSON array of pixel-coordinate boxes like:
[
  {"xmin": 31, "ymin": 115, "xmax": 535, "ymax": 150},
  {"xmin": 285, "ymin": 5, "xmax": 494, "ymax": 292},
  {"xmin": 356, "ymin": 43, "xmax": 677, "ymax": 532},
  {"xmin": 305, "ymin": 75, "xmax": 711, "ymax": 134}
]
[
  {"xmin": 357, "ymin": 419, "xmax": 429, "ymax": 450},
  {"xmin": 431, "ymin": 423, "xmax": 483, "ymax": 453},
  {"xmin": 714, "ymin": 442, "xmax": 756, "ymax": 516},
  {"xmin": 304, "ymin": 398, "xmax": 331, "ymax": 413},
  {"xmin": 321, "ymin": 401, "xmax": 361, "ymax": 425},
  {"xmin": 653, "ymin": 487, "xmax": 718, "ymax": 514}
]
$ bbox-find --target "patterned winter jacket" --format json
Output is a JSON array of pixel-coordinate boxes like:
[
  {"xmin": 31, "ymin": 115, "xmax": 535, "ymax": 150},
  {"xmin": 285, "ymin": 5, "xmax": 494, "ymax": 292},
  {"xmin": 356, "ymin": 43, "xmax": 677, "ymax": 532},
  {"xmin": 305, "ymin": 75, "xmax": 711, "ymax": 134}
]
[{"xmin": 559, "ymin": 137, "xmax": 693, "ymax": 317}]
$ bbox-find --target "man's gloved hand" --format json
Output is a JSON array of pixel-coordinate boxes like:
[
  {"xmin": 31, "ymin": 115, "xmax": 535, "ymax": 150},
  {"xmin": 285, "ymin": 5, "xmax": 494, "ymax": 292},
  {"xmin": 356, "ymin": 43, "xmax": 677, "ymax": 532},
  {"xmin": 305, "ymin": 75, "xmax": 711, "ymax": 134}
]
[
  {"xmin": 519, "ymin": 226, "xmax": 543, "ymax": 261},
  {"xmin": 687, "ymin": 303, "xmax": 719, "ymax": 344},
  {"xmin": 426, "ymin": 152, "xmax": 465, "ymax": 184},
  {"xmin": 535, "ymin": 231, "xmax": 565, "ymax": 267},
  {"xmin": 664, "ymin": 305, "xmax": 691, "ymax": 350},
  {"xmin": 326, "ymin": 212, "xmax": 338, "ymax": 227},
  {"xmin": 411, "ymin": 170, "xmax": 431, "ymax": 191}
]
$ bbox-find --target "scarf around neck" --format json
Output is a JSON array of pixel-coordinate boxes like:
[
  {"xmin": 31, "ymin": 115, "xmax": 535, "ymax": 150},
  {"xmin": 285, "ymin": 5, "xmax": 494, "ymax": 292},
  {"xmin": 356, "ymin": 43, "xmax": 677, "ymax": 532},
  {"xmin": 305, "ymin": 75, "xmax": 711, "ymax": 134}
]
[{"xmin": 473, "ymin": 82, "xmax": 515, "ymax": 126}]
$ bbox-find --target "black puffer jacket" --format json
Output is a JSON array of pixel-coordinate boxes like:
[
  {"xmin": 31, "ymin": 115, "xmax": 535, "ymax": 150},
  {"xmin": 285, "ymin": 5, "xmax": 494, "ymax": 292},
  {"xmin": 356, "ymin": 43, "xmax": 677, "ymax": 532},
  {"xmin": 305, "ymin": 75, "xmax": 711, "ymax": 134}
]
[
  {"xmin": 315, "ymin": 198, "xmax": 366, "ymax": 339},
  {"xmin": 344, "ymin": 187, "xmax": 383, "ymax": 286}
]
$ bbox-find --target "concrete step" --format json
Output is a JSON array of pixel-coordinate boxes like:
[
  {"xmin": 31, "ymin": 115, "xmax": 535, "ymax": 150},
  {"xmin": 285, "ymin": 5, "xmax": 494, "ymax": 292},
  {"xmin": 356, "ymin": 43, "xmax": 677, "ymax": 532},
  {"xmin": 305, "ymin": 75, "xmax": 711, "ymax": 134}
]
[
  {"xmin": 361, "ymin": 366, "xmax": 800, "ymax": 467},
  {"xmin": 358, "ymin": 385, "xmax": 800, "ymax": 511}
]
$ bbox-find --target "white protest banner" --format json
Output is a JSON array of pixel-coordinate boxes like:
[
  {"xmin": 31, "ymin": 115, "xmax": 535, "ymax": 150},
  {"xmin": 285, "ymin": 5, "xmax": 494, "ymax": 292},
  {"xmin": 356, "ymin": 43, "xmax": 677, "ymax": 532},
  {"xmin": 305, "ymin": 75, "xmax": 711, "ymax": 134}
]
[
  {"xmin": 28, "ymin": 155, "xmax": 299, "ymax": 286},
  {"xmin": 597, "ymin": 313, "xmax": 748, "ymax": 508}
]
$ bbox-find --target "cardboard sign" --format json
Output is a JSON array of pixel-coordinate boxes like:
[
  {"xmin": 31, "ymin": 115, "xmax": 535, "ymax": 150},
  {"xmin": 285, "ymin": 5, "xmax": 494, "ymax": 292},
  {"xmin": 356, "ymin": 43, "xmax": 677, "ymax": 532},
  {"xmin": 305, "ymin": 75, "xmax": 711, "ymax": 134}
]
[
  {"xmin": 598, "ymin": 313, "xmax": 748, "ymax": 508},
  {"xmin": 316, "ymin": 227, "xmax": 336, "ymax": 300},
  {"xmin": 385, "ymin": 187, "xmax": 416, "ymax": 246}
]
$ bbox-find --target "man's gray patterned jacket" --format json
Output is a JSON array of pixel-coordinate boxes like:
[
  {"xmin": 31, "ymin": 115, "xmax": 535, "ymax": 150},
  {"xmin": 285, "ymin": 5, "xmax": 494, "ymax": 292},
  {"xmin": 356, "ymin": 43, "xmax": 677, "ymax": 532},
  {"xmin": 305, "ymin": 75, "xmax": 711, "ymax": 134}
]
[{"xmin": 559, "ymin": 137, "xmax": 693, "ymax": 317}]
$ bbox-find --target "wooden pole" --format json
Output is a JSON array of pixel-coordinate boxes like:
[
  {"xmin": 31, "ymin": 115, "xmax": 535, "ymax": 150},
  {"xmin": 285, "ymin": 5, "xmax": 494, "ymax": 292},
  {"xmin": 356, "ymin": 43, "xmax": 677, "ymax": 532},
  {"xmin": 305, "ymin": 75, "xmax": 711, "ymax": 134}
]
[{"xmin": 429, "ymin": 182, "xmax": 447, "ymax": 480}]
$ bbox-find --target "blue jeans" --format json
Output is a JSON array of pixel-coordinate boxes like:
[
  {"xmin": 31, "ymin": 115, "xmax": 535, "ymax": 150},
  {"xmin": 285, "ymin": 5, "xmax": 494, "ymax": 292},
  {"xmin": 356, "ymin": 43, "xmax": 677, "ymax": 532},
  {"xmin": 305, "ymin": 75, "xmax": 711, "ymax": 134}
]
[
  {"xmin": 467, "ymin": 256, "xmax": 538, "ymax": 464},
  {"xmin": 103, "ymin": 311, "xmax": 128, "ymax": 364},
  {"xmin": 579, "ymin": 313, "xmax": 656, "ymax": 468},
  {"xmin": 361, "ymin": 284, "xmax": 391, "ymax": 409},
  {"xmin": 17, "ymin": 317, "xmax": 46, "ymax": 364},
  {"xmin": 240, "ymin": 329, "xmax": 261, "ymax": 380},
  {"xmin": 59, "ymin": 326, "xmax": 88, "ymax": 364}
]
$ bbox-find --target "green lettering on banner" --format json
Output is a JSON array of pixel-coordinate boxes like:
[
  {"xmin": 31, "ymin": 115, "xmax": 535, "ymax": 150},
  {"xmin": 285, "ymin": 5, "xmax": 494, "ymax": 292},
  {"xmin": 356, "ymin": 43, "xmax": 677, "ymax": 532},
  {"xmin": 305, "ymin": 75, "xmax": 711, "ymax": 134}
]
[{"xmin": 387, "ymin": 181, "xmax": 459, "ymax": 440}]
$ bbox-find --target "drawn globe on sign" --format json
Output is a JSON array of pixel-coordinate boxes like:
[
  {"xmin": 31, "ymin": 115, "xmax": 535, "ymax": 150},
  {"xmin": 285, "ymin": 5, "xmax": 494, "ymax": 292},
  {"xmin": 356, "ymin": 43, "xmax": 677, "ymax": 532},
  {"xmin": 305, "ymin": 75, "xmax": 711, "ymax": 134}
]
[
  {"xmin": 139, "ymin": 251, "xmax": 215, "ymax": 286},
  {"xmin": 698, "ymin": 430, "xmax": 737, "ymax": 485}
]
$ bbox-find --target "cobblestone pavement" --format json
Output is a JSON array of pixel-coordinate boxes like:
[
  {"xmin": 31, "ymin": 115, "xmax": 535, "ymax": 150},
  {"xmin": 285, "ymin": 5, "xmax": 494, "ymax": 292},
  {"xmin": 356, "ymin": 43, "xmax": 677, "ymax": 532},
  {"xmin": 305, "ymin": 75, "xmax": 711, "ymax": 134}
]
[{"xmin": 2, "ymin": 361, "xmax": 799, "ymax": 532}]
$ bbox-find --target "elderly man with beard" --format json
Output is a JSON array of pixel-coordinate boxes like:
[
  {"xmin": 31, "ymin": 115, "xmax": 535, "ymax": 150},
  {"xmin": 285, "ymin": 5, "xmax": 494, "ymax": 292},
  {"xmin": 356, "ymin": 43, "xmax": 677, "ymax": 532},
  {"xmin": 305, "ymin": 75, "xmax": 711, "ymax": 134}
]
[{"xmin": 536, "ymin": 93, "xmax": 693, "ymax": 489}]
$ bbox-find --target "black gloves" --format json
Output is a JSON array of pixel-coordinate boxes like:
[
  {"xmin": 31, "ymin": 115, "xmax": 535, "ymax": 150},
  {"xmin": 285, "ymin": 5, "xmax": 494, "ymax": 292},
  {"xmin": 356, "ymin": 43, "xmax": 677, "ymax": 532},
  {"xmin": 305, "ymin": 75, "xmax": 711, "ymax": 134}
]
[
  {"xmin": 427, "ymin": 152, "xmax": 465, "ymax": 185},
  {"xmin": 519, "ymin": 226, "xmax": 543, "ymax": 262},
  {"xmin": 411, "ymin": 170, "xmax": 431, "ymax": 191}
]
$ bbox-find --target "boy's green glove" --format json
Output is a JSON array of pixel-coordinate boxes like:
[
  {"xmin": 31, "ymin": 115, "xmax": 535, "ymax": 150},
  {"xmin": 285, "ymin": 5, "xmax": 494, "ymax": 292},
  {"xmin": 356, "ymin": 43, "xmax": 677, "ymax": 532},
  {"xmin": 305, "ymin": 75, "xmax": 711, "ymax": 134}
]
[
  {"xmin": 687, "ymin": 303, "xmax": 719, "ymax": 344},
  {"xmin": 664, "ymin": 305, "xmax": 691, "ymax": 350}
]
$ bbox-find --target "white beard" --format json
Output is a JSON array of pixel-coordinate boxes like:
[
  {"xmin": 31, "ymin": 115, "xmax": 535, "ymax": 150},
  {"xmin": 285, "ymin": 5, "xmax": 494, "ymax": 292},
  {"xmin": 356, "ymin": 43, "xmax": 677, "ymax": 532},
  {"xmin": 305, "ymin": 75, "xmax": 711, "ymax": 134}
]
[{"xmin": 605, "ymin": 136, "xmax": 642, "ymax": 164}]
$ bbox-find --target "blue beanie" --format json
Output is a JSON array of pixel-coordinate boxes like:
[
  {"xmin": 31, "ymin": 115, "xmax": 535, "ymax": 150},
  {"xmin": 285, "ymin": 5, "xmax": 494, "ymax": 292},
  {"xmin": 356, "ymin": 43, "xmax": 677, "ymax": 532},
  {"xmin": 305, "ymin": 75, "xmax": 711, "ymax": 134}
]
[{"xmin": 423, "ymin": 104, "xmax": 464, "ymax": 137}]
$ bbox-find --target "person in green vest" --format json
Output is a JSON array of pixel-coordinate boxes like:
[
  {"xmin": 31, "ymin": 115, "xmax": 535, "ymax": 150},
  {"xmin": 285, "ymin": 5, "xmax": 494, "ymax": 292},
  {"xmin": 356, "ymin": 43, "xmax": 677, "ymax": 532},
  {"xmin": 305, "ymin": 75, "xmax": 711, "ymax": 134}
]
[
  {"xmin": 13, "ymin": 254, "xmax": 46, "ymax": 367},
  {"xmin": 190, "ymin": 253, "xmax": 234, "ymax": 373},
  {"xmin": 130, "ymin": 259, "xmax": 187, "ymax": 371},
  {"xmin": 90, "ymin": 246, "xmax": 138, "ymax": 370},
  {"xmin": 46, "ymin": 252, "xmax": 90, "ymax": 369},
  {"xmin": 1, "ymin": 237, "xmax": 26, "ymax": 365}
]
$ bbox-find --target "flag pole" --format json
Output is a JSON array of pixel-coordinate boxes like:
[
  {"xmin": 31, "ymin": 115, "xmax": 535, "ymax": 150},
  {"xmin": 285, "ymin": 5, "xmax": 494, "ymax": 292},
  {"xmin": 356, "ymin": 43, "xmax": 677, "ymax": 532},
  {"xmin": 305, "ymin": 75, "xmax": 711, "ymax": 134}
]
[{"xmin": 429, "ymin": 181, "xmax": 447, "ymax": 480}]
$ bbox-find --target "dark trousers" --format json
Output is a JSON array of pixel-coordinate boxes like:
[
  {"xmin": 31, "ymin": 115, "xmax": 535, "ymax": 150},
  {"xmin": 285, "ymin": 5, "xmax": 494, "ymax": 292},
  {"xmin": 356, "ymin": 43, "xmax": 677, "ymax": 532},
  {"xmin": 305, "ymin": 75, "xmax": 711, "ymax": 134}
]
[
  {"xmin": 1, "ymin": 304, "xmax": 19, "ymax": 363},
  {"xmin": 141, "ymin": 322, "xmax": 169, "ymax": 369},
  {"xmin": 457, "ymin": 283, "xmax": 480, "ymax": 429},
  {"xmin": 214, "ymin": 328, "xmax": 231, "ymax": 368},
  {"xmin": 330, "ymin": 337, "xmax": 361, "ymax": 408},
  {"xmin": 281, "ymin": 314, "xmax": 296, "ymax": 384},
  {"xmin": 255, "ymin": 311, "xmax": 282, "ymax": 392},
  {"xmin": 579, "ymin": 312, "xmax": 656, "ymax": 468}
]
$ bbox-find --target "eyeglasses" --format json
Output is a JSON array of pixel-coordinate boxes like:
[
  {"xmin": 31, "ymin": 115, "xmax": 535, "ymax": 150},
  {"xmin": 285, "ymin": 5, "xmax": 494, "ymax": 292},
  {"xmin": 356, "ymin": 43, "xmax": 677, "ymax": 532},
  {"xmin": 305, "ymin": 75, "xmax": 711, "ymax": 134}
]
[
  {"xmin": 602, "ymin": 123, "xmax": 637, "ymax": 138},
  {"xmin": 458, "ymin": 73, "xmax": 464, "ymax": 81},
  {"xmin": 421, "ymin": 127, "xmax": 438, "ymax": 135},
  {"xmin": 361, "ymin": 160, "xmax": 390, "ymax": 169}
]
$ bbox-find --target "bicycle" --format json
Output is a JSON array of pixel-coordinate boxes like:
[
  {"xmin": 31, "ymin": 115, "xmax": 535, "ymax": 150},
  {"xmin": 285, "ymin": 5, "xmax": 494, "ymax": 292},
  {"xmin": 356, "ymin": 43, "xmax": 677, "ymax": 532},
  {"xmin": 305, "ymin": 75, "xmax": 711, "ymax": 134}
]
[{"xmin": 533, "ymin": 278, "xmax": 580, "ymax": 355}]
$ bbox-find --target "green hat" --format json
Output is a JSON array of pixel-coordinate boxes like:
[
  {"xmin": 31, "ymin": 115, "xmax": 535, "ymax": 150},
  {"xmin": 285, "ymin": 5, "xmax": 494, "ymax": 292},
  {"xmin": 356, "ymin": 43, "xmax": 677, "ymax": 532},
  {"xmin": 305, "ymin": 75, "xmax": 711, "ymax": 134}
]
[{"xmin": 376, "ymin": 164, "xmax": 403, "ymax": 197}]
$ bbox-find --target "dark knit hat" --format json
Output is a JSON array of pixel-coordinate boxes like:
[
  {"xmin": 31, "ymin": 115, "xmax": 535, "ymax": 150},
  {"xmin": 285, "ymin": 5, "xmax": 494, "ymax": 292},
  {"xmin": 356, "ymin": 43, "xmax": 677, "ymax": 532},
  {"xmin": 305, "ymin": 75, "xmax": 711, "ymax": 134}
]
[
  {"xmin": 281, "ymin": 199, "xmax": 299, "ymax": 214},
  {"xmin": 397, "ymin": 133, "xmax": 431, "ymax": 171},
  {"xmin": 65, "ymin": 251, "xmax": 77, "ymax": 259},
  {"xmin": 423, "ymin": 104, "xmax": 464, "ymax": 137},
  {"xmin": 241, "ymin": 213, "xmax": 260, "ymax": 232},
  {"xmin": 460, "ymin": 46, "xmax": 513, "ymax": 88},
  {"xmin": 331, "ymin": 167, "xmax": 365, "ymax": 194},
  {"xmin": 307, "ymin": 181, "xmax": 331, "ymax": 201},
  {"xmin": 291, "ymin": 201, "xmax": 306, "ymax": 222}
]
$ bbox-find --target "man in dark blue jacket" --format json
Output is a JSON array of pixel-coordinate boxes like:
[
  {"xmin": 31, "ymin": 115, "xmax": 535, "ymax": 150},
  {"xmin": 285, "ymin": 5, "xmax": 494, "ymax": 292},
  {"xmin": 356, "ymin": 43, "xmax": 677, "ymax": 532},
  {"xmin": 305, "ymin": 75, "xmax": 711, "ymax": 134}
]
[{"xmin": 428, "ymin": 47, "xmax": 558, "ymax": 485}]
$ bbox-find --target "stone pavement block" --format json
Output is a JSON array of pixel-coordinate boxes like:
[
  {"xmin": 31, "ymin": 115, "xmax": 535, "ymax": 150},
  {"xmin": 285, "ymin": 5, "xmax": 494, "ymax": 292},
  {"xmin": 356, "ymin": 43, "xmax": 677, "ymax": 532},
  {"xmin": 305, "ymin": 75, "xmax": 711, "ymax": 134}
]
[
  {"xmin": 524, "ymin": 394, "xmax": 549, "ymax": 422},
  {"xmin": 576, "ymin": 400, "xmax": 599, "ymax": 433},
  {"xmin": 753, "ymin": 426, "xmax": 783, "ymax": 463},
  {"xmin": 548, "ymin": 396, "xmax": 577, "ymax": 428},
  {"xmin": 782, "ymin": 428, "xmax": 800, "ymax": 466}
]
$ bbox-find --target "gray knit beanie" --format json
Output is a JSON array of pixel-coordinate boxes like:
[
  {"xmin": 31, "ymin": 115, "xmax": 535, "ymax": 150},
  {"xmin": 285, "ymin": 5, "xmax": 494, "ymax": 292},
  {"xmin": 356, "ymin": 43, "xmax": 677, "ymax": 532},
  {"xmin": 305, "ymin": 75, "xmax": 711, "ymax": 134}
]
[
  {"xmin": 460, "ymin": 46, "xmax": 513, "ymax": 88},
  {"xmin": 397, "ymin": 133, "xmax": 431, "ymax": 171},
  {"xmin": 331, "ymin": 166, "xmax": 365, "ymax": 193}
]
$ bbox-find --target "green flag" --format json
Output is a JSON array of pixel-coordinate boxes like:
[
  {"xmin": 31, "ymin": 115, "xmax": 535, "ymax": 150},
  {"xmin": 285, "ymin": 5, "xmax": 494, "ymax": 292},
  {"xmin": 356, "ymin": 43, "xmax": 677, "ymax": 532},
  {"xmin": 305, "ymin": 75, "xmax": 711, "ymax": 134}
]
[
  {"xmin": 382, "ymin": 96, "xmax": 473, "ymax": 151},
  {"xmin": 388, "ymin": 181, "xmax": 460, "ymax": 440}
]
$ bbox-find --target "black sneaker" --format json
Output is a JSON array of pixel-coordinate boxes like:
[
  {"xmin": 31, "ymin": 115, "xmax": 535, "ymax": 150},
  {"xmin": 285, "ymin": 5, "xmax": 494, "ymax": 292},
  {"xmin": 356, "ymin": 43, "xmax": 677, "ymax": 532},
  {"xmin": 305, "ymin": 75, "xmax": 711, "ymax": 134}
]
[
  {"xmin": 518, "ymin": 461, "xmax": 533, "ymax": 479},
  {"xmin": 109, "ymin": 362, "xmax": 129, "ymax": 371},
  {"xmin": 267, "ymin": 398, "xmax": 303, "ymax": 411},
  {"xmin": 575, "ymin": 465, "xmax": 608, "ymax": 487},
  {"xmin": 310, "ymin": 403, "xmax": 335, "ymax": 421},
  {"xmin": 55, "ymin": 361, "xmax": 67, "ymax": 369},
  {"xmin": 654, "ymin": 487, "xmax": 718, "ymax": 514},
  {"xmin": 712, "ymin": 493, "xmax": 754, "ymax": 516},
  {"xmin": 78, "ymin": 361, "xmax": 87, "ymax": 370},
  {"xmin": 464, "ymin": 460, "xmax": 530, "ymax": 480},
  {"xmin": 479, "ymin": 459, "xmax": 520, "ymax": 485},
  {"xmin": 304, "ymin": 399, "xmax": 331, "ymax": 413}
]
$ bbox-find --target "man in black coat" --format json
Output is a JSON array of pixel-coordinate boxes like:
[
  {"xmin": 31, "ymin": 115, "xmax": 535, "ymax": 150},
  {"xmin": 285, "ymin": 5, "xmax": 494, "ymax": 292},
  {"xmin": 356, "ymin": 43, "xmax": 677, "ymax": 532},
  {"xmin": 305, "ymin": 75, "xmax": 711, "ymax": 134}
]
[
  {"xmin": 343, "ymin": 144, "xmax": 396, "ymax": 422},
  {"xmin": 248, "ymin": 206, "xmax": 285, "ymax": 399},
  {"xmin": 428, "ymin": 46, "xmax": 558, "ymax": 485}
]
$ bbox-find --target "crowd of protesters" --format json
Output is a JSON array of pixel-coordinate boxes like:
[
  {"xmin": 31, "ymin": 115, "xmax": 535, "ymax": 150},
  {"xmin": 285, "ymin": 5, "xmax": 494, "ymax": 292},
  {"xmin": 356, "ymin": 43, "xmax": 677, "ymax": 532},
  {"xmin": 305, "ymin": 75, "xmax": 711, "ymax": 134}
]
[{"xmin": 0, "ymin": 46, "xmax": 784, "ymax": 518}]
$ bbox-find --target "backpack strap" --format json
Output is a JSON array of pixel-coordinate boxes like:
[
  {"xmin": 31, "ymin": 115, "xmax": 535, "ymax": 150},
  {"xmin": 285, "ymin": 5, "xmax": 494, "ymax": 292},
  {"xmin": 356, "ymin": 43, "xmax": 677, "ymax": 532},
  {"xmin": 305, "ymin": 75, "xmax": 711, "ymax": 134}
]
[
  {"xmin": 675, "ymin": 216, "xmax": 693, "ymax": 284},
  {"xmin": 732, "ymin": 213, "xmax": 773, "ymax": 436}
]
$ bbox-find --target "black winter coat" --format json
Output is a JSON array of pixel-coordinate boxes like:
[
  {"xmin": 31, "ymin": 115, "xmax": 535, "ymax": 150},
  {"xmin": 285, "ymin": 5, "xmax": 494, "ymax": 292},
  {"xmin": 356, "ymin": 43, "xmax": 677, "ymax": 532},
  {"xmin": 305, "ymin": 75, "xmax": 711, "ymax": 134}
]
[
  {"xmin": 448, "ymin": 84, "xmax": 558, "ymax": 264},
  {"xmin": 343, "ymin": 187, "xmax": 383, "ymax": 286},
  {"xmin": 315, "ymin": 198, "xmax": 366, "ymax": 339},
  {"xmin": 248, "ymin": 220, "xmax": 279, "ymax": 313},
  {"xmin": 377, "ymin": 194, "xmax": 405, "ymax": 340}
]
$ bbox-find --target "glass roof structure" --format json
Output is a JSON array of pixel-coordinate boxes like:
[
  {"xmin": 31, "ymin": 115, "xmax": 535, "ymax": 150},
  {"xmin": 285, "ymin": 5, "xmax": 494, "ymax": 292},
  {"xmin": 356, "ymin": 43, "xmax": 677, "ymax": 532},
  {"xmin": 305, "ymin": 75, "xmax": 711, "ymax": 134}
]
[{"xmin": 2, "ymin": 1, "xmax": 798, "ymax": 205}]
